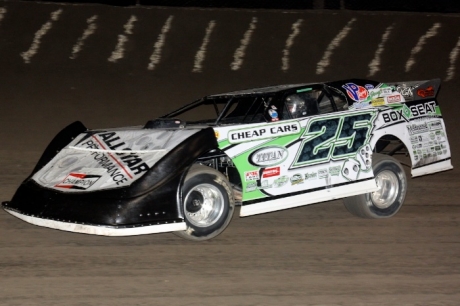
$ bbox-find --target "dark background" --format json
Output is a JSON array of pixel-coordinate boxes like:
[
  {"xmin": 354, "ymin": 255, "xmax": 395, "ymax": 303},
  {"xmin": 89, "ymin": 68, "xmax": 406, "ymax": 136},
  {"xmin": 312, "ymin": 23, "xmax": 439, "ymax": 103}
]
[
  {"xmin": 1, "ymin": 1, "xmax": 460, "ymax": 305},
  {"xmin": 2, "ymin": 0, "xmax": 459, "ymax": 154},
  {"xmin": 18, "ymin": 0, "xmax": 460, "ymax": 12}
]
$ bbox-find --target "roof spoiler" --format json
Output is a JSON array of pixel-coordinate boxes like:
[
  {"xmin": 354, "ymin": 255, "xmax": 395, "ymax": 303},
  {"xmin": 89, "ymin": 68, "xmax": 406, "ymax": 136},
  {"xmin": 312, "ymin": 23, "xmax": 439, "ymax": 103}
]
[{"xmin": 387, "ymin": 78, "xmax": 441, "ymax": 101}]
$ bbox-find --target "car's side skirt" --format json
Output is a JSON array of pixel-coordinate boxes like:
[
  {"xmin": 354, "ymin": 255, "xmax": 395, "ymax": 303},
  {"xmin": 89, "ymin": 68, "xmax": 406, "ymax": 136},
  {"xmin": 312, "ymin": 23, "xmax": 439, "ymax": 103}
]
[
  {"xmin": 4, "ymin": 209, "xmax": 186, "ymax": 236},
  {"xmin": 239, "ymin": 179, "xmax": 378, "ymax": 217},
  {"xmin": 411, "ymin": 158, "xmax": 453, "ymax": 177}
]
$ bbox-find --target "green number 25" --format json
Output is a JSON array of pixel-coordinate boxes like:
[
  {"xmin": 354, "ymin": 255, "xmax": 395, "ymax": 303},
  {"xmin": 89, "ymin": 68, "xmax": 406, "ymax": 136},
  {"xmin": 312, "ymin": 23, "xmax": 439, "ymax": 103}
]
[{"xmin": 293, "ymin": 111, "xmax": 375, "ymax": 167}]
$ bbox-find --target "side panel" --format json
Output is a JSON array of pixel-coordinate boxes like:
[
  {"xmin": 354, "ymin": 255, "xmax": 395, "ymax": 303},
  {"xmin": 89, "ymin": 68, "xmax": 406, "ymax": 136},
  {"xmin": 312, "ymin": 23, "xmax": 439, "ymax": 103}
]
[
  {"xmin": 215, "ymin": 110, "xmax": 379, "ymax": 216},
  {"xmin": 343, "ymin": 78, "xmax": 452, "ymax": 176},
  {"xmin": 371, "ymin": 99, "xmax": 452, "ymax": 177},
  {"xmin": 215, "ymin": 79, "xmax": 453, "ymax": 216},
  {"xmin": 239, "ymin": 179, "xmax": 378, "ymax": 216}
]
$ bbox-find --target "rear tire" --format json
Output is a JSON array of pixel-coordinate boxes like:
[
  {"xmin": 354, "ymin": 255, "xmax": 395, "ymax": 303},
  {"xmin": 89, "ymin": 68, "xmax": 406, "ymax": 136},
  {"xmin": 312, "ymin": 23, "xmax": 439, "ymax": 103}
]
[
  {"xmin": 343, "ymin": 153, "xmax": 407, "ymax": 218},
  {"xmin": 174, "ymin": 164, "xmax": 235, "ymax": 241}
]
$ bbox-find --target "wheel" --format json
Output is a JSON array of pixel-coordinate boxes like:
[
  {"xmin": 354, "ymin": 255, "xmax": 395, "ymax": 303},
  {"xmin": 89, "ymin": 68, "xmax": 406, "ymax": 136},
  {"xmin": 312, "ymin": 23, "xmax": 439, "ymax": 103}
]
[
  {"xmin": 174, "ymin": 164, "xmax": 235, "ymax": 241},
  {"xmin": 343, "ymin": 153, "xmax": 407, "ymax": 218}
]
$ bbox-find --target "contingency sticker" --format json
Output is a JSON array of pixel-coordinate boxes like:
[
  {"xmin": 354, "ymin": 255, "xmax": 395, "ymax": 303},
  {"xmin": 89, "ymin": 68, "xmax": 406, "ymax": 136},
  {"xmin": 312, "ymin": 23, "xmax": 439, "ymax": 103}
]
[{"xmin": 55, "ymin": 171, "xmax": 103, "ymax": 190}]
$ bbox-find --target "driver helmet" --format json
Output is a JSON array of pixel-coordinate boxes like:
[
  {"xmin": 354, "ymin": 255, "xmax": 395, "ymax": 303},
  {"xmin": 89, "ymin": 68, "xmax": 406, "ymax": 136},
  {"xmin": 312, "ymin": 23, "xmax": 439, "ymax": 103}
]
[{"xmin": 285, "ymin": 94, "xmax": 306, "ymax": 118}]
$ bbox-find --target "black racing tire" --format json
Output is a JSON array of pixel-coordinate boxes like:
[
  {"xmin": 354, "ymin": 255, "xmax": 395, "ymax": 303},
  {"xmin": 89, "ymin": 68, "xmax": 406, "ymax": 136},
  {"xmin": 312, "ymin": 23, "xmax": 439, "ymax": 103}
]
[
  {"xmin": 174, "ymin": 164, "xmax": 235, "ymax": 241},
  {"xmin": 343, "ymin": 153, "xmax": 407, "ymax": 219}
]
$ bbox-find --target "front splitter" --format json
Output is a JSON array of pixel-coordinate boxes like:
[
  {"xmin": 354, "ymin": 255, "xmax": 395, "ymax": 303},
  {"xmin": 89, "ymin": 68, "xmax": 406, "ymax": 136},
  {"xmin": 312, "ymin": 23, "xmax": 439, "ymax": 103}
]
[{"xmin": 3, "ymin": 207, "xmax": 186, "ymax": 236}]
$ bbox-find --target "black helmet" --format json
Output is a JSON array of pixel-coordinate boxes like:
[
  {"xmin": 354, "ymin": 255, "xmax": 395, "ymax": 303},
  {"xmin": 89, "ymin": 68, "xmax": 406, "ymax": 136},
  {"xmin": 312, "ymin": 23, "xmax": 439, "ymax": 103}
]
[{"xmin": 285, "ymin": 94, "xmax": 307, "ymax": 118}]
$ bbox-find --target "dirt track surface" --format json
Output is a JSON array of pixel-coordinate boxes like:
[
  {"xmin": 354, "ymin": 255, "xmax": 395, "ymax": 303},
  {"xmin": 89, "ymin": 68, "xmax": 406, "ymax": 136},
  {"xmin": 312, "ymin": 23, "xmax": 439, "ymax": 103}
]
[
  {"xmin": 1, "ymin": 1, "xmax": 460, "ymax": 305},
  {"xmin": 1, "ymin": 154, "xmax": 460, "ymax": 305}
]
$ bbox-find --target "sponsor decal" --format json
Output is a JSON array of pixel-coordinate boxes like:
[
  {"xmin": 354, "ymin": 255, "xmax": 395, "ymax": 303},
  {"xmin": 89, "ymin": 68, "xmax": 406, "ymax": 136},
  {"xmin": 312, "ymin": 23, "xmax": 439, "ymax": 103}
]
[
  {"xmin": 383, "ymin": 102, "xmax": 436, "ymax": 124},
  {"xmin": 228, "ymin": 122, "xmax": 300, "ymax": 144},
  {"xmin": 246, "ymin": 181, "xmax": 257, "ymax": 192},
  {"xmin": 407, "ymin": 122, "xmax": 429, "ymax": 135},
  {"xmin": 290, "ymin": 173, "xmax": 304, "ymax": 185},
  {"xmin": 87, "ymin": 132, "xmax": 150, "ymax": 175},
  {"xmin": 417, "ymin": 86, "xmax": 435, "ymax": 98},
  {"xmin": 88, "ymin": 151, "xmax": 130, "ymax": 185},
  {"xmin": 245, "ymin": 170, "xmax": 259, "ymax": 182},
  {"xmin": 387, "ymin": 95, "xmax": 401, "ymax": 103},
  {"xmin": 249, "ymin": 146, "xmax": 288, "ymax": 167},
  {"xmin": 371, "ymin": 98, "xmax": 385, "ymax": 106},
  {"xmin": 55, "ymin": 172, "xmax": 101, "ymax": 190},
  {"xmin": 410, "ymin": 101, "xmax": 436, "ymax": 117},
  {"xmin": 262, "ymin": 167, "xmax": 280, "ymax": 178},
  {"xmin": 78, "ymin": 132, "xmax": 151, "ymax": 185},
  {"xmin": 350, "ymin": 101, "xmax": 370, "ymax": 110},
  {"xmin": 365, "ymin": 84, "xmax": 374, "ymax": 90},
  {"xmin": 260, "ymin": 180, "xmax": 271, "ymax": 189},
  {"xmin": 380, "ymin": 87, "xmax": 393, "ymax": 96},
  {"xmin": 428, "ymin": 120, "xmax": 442, "ymax": 131},
  {"xmin": 368, "ymin": 87, "xmax": 392, "ymax": 100},
  {"xmin": 396, "ymin": 84, "xmax": 417, "ymax": 99},
  {"xmin": 368, "ymin": 89, "xmax": 379, "ymax": 100},
  {"xmin": 342, "ymin": 83, "xmax": 369, "ymax": 102},
  {"xmin": 305, "ymin": 172, "xmax": 317, "ymax": 180},
  {"xmin": 318, "ymin": 168, "xmax": 328, "ymax": 179},
  {"xmin": 273, "ymin": 175, "xmax": 289, "ymax": 187},
  {"xmin": 382, "ymin": 105, "xmax": 411, "ymax": 123},
  {"xmin": 329, "ymin": 166, "xmax": 341, "ymax": 176}
]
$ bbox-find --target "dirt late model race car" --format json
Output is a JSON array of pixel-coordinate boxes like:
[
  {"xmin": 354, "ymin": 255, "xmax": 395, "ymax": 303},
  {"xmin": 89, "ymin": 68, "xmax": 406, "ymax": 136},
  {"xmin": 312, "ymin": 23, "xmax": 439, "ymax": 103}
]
[{"xmin": 2, "ymin": 78, "xmax": 453, "ymax": 241}]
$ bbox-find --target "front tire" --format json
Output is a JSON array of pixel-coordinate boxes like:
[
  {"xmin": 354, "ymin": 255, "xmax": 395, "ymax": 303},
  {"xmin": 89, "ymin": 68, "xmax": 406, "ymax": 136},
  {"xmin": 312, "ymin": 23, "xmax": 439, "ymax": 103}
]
[
  {"xmin": 343, "ymin": 153, "xmax": 407, "ymax": 218},
  {"xmin": 174, "ymin": 164, "xmax": 235, "ymax": 241}
]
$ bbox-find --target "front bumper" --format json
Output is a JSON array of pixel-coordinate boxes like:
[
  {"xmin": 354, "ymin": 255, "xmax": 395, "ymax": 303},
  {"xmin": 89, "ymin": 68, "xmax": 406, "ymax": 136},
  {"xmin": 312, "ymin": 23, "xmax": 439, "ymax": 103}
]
[
  {"xmin": 2, "ymin": 177, "xmax": 186, "ymax": 235},
  {"xmin": 2, "ymin": 124, "xmax": 219, "ymax": 236},
  {"xmin": 2, "ymin": 206, "xmax": 186, "ymax": 236}
]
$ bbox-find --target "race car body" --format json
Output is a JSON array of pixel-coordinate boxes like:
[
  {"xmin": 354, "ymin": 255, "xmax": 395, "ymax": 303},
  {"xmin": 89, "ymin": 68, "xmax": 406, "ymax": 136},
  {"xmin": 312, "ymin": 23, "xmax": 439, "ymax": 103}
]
[{"xmin": 3, "ymin": 78, "xmax": 453, "ymax": 240}]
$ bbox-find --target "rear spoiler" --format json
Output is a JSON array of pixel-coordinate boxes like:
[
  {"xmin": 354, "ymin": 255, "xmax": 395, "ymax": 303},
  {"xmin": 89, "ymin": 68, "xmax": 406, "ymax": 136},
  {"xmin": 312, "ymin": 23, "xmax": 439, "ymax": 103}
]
[{"xmin": 386, "ymin": 78, "xmax": 440, "ymax": 101}]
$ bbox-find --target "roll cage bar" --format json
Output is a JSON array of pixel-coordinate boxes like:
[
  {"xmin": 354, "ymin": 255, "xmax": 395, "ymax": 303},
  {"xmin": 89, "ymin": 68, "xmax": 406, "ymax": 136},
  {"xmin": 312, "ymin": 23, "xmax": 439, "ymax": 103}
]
[{"xmin": 160, "ymin": 83, "xmax": 348, "ymax": 125}]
